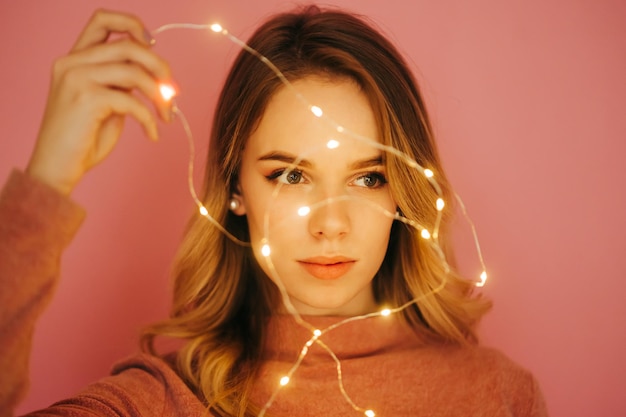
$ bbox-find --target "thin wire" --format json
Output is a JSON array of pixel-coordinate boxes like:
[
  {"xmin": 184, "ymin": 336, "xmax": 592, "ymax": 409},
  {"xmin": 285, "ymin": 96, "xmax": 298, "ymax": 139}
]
[
  {"xmin": 172, "ymin": 103, "xmax": 249, "ymax": 246},
  {"xmin": 455, "ymin": 192, "xmax": 488, "ymax": 286},
  {"xmin": 152, "ymin": 23, "xmax": 212, "ymax": 35},
  {"xmin": 152, "ymin": 20, "xmax": 488, "ymax": 416},
  {"xmin": 316, "ymin": 339, "xmax": 368, "ymax": 413},
  {"xmin": 257, "ymin": 332, "xmax": 320, "ymax": 417}
]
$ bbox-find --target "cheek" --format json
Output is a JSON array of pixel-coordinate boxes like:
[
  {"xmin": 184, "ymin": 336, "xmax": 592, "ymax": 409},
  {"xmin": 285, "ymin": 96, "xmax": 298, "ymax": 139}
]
[
  {"xmin": 246, "ymin": 188, "xmax": 310, "ymax": 230},
  {"xmin": 245, "ymin": 195, "xmax": 308, "ymax": 255},
  {"xmin": 246, "ymin": 211, "xmax": 308, "ymax": 285},
  {"xmin": 352, "ymin": 191, "xmax": 396, "ymax": 222},
  {"xmin": 353, "ymin": 201, "xmax": 395, "ymax": 245},
  {"xmin": 371, "ymin": 216, "xmax": 395, "ymax": 244}
]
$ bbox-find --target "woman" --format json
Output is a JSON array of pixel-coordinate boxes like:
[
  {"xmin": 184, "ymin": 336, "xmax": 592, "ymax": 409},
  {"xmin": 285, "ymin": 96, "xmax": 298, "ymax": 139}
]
[{"xmin": 0, "ymin": 5, "xmax": 547, "ymax": 417}]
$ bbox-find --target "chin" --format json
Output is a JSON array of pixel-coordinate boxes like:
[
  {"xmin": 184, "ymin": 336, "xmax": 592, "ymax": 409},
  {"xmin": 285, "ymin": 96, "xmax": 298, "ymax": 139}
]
[{"xmin": 289, "ymin": 294, "xmax": 376, "ymax": 317}]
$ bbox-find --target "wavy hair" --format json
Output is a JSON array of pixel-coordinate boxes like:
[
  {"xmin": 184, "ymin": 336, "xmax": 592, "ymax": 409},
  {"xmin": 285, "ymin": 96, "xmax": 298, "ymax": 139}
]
[{"xmin": 142, "ymin": 4, "xmax": 491, "ymax": 416}]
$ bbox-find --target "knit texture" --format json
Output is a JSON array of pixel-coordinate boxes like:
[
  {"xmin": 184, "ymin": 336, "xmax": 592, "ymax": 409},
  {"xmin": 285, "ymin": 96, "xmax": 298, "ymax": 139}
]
[
  {"xmin": 0, "ymin": 170, "xmax": 85, "ymax": 417},
  {"xmin": 251, "ymin": 315, "xmax": 547, "ymax": 416}
]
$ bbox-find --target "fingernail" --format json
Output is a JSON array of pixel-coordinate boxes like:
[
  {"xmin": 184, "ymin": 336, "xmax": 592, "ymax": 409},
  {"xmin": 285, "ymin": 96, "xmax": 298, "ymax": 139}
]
[{"xmin": 143, "ymin": 29, "xmax": 156, "ymax": 46}]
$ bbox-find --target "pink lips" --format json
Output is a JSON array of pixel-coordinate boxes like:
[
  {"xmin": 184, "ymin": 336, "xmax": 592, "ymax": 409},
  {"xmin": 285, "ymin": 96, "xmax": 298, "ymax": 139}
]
[{"xmin": 298, "ymin": 256, "xmax": 356, "ymax": 280}]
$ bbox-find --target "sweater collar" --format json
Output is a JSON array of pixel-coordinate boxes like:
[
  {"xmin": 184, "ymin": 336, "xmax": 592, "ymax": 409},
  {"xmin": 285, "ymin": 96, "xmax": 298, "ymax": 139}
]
[{"xmin": 263, "ymin": 314, "xmax": 423, "ymax": 360}]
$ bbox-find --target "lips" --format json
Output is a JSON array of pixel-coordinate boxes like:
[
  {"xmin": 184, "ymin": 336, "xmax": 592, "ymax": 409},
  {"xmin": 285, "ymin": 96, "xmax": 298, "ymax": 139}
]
[{"xmin": 298, "ymin": 256, "xmax": 356, "ymax": 280}]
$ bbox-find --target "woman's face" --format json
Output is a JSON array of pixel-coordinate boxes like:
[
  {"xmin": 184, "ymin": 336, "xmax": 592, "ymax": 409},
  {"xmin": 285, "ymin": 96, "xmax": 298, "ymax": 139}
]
[{"xmin": 235, "ymin": 76, "xmax": 396, "ymax": 316}]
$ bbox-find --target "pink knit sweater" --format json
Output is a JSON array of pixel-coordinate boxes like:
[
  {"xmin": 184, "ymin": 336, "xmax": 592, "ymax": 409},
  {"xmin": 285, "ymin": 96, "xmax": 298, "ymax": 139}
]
[{"xmin": 0, "ymin": 170, "xmax": 548, "ymax": 416}]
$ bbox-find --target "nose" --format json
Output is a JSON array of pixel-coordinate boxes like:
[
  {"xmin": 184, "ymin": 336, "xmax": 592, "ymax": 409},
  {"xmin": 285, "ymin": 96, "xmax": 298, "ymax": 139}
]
[{"xmin": 307, "ymin": 195, "xmax": 351, "ymax": 239}]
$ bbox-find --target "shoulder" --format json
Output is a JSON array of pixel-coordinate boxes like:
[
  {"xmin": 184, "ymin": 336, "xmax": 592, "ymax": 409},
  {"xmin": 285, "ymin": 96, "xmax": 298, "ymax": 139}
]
[
  {"xmin": 43, "ymin": 353, "xmax": 206, "ymax": 417},
  {"xmin": 109, "ymin": 351, "xmax": 181, "ymax": 385},
  {"xmin": 434, "ymin": 344, "xmax": 549, "ymax": 417},
  {"xmin": 432, "ymin": 344, "xmax": 539, "ymax": 389},
  {"xmin": 446, "ymin": 344, "xmax": 533, "ymax": 375},
  {"xmin": 109, "ymin": 352, "xmax": 204, "ymax": 413}
]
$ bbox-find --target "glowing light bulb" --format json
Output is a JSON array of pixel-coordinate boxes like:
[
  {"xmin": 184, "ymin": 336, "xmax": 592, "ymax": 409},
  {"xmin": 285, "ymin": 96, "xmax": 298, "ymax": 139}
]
[
  {"xmin": 297, "ymin": 206, "xmax": 310, "ymax": 216},
  {"xmin": 436, "ymin": 198, "xmax": 445, "ymax": 211},
  {"xmin": 380, "ymin": 308, "xmax": 391, "ymax": 316},
  {"xmin": 421, "ymin": 229, "xmax": 431, "ymax": 239},
  {"xmin": 210, "ymin": 23, "xmax": 222, "ymax": 32},
  {"xmin": 310, "ymin": 105, "xmax": 323, "ymax": 117},
  {"xmin": 159, "ymin": 83, "xmax": 176, "ymax": 101},
  {"xmin": 424, "ymin": 168, "xmax": 434, "ymax": 178},
  {"xmin": 365, "ymin": 410, "xmax": 376, "ymax": 417},
  {"xmin": 477, "ymin": 270, "xmax": 487, "ymax": 287},
  {"xmin": 279, "ymin": 376, "xmax": 290, "ymax": 386},
  {"xmin": 313, "ymin": 329, "xmax": 322, "ymax": 337},
  {"xmin": 261, "ymin": 244, "xmax": 271, "ymax": 257},
  {"xmin": 199, "ymin": 206, "xmax": 208, "ymax": 216},
  {"xmin": 326, "ymin": 139, "xmax": 340, "ymax": 149}
]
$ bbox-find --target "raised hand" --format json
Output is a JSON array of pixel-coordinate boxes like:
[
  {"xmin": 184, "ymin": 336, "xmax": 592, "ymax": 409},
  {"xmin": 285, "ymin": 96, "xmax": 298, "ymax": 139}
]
[{"xmin": 26, "ymin": 9, "xmax": 174, "ymax": 195}]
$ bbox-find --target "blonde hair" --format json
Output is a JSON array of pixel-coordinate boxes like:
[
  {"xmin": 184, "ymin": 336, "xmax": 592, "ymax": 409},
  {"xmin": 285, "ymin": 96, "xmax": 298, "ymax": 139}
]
[{"xmin": 141, "ymin": 5, "xmax": 491, "ymax": 416}]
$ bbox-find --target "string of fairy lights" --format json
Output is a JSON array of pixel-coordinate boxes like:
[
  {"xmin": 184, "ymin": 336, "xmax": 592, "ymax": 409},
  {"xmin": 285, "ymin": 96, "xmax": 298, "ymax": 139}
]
[{"xmin": 151, "ymin": 20, "xmax": 488, "ymax": 417}]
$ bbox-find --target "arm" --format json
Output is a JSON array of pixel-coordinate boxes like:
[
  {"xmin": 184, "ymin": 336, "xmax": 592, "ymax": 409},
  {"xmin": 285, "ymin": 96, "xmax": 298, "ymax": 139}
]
[
  {"xmin": 0, "ymin": 9, "xmax": 174, "ymax": 416},
  {"xmin": 0, "ymin": 170, "xmax": 85, "ymax": 416}
]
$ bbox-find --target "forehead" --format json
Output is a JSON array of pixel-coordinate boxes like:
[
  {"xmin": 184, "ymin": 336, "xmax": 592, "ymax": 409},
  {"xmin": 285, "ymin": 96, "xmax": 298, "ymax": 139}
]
[{"xmin": 246, "ymin": 76, "xmax": 380, "ymax": 159}]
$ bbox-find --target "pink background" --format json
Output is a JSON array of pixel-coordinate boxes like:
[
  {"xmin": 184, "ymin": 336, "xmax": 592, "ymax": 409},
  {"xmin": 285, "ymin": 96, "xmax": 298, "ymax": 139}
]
[{"xmin": 1, "ymin": 1, "xmax": 625, "ymax": 416}]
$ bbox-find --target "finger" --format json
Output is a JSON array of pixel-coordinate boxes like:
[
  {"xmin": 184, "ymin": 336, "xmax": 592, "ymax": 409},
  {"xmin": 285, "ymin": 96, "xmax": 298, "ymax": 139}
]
[
  {"xmin": 80, "ymin": 62, "xmax": 172, "ymax": 122},
  {"xmin": 95, "ymin": 89, "xmax": 159, "ymax": 141},
  {"xmin": 72, "ymin": 9, "xmax": 151, "ymax": 52},
  {"xmin": 50, "ymin": 61, "xmax": 164, "ymax": 138},
  {"xmin": 64, "ymin": 38, "xmax": 172, "ymax": 87}
]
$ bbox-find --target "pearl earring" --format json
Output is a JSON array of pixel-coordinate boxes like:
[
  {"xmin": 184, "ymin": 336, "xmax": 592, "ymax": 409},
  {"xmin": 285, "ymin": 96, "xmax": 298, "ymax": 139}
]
[{"xmin": 229, "ymin": 198, "xmax": 240, "ymax": 211}]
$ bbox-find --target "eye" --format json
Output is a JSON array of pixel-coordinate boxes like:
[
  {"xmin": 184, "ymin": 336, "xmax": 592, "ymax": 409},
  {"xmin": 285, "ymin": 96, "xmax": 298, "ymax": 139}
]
[
  {"xmin": 353, "ymin": 172, "xmax": 387, "ymax": 189},
  {"xmin": 266, "ymin": 169, "xmax": 304, "ymax": 185},
  {"xmin": 282, "ymin": 170, "xmax": 303, "ymax": 184}
]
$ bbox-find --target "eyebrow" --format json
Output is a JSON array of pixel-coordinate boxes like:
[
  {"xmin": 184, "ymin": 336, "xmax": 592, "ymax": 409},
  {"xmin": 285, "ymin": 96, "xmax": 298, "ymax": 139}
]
[
  {"xmin": 258, "ymin": 151, "xmax": 313, "ymax": 168},
  {"xmin": 257, "ymin": 151, "xmax": 383, "ymax": 170}
]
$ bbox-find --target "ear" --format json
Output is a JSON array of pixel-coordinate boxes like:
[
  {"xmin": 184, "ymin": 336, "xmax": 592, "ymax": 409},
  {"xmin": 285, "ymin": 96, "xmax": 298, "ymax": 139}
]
[{"xmin": 230, "ymin": 183, "xmax": 247, "ymax": 216}]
